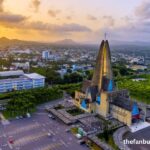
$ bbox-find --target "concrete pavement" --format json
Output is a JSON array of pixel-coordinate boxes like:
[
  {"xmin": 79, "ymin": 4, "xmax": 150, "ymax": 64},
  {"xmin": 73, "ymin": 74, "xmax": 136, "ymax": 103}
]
[{"xmin": 0, "ymin": 100, "xmax": 89, "ymax": 150}]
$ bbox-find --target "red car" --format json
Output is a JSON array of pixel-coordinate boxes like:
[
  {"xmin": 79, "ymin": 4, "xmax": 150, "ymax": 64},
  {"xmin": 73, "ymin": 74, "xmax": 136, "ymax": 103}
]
[{"xmin": 8, "ymin": 136, "xmax": 14, "ymax": 144}]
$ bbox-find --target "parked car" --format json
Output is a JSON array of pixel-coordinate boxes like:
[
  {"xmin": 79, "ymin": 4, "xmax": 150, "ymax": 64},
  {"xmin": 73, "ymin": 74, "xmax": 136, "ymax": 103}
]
[
  {"xmin": 16, "ymin": 116, "xmax": 19, "ymax": 120},
  {"xmin": 47, "ymin": 133, "xmax": 52, "ymax": 137},
  {"xmin": 26, "ymin": 113, "xmax": 31, "ymax": 118},
  {"xmin": 78, "ymin": 139, "xmax": 86, "ymax": 145},
  {"xmin": 8, "ymin": 136, "xmax": 14, "ymax": 144},
  {"xmin": 76, "ymin": 134, "xmax": 82, "ymax": 139},
  {"xmin": 65, "ymin": 129, "xmax": 70, "ymax": 132}
]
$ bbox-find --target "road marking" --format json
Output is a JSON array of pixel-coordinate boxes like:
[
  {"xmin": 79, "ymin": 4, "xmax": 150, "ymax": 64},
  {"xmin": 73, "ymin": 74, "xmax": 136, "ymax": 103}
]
[
  {"xmin": 7, "ymin": 142, "xmax": 13, "ymax": 149},
  {"xmin": 2, "ymin": 144, "xmax": 8, "ymax": 147},
  {"xmin": 60, "ymin": 140, "xmax": 68, "ymax": 147},
  {"xmin": 49, "ymin": 130, "xmax": 55, "ymax": 135},
  {"xmin": 35, "ymin": 113, "xmax": 47, "ymax": 115},
  {"xmin": 6, "ymin": 123, "xmax": 40, "ymax": 136},
  {"xmin": 42, "ymin": 128, "xmax": 46, "ymax": 131},
  {"xmin": 14, "ymin": 132, "xmax": 47, "ymax": 147},
  {"xmin": 36, "ymin": 142, "xmax": 64, "ymax": 150}
]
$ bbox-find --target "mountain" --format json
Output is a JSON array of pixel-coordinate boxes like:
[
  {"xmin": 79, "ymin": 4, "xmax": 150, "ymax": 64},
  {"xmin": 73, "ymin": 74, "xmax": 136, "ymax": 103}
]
[
  {"xmin": 53, "ymin": 39, "xmax": 79, "ymax": 45},
  {"xmin": 0, "ymin": 37, "xmax": 43, "ymax": 50},
  {"xmin": 1, "ymin": 37, "xmax": 150, "ymax": 51},
  {"xmin": 0, "ymin": 37, "xmax": 30, "ymax": 45}
]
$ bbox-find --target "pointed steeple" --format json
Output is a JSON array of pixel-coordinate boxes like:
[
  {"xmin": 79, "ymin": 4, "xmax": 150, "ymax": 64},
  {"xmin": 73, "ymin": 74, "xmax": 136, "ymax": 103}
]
[{"xmin": 91, "ymin": 40, "xmax": 113, "ymax": 92}]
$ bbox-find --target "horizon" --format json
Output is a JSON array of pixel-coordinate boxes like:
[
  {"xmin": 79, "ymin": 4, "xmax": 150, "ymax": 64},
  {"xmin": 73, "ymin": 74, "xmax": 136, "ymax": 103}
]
[{"xmin": 1, "ymin": 36, "xmax": 150, "ymax": 46}]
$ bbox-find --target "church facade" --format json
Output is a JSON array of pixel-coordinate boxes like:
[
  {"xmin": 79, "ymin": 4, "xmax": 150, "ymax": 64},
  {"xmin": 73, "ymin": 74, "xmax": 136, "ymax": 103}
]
[{"xmin": 74, "ymin": 40, "xmax": 141, "ymax": 126}]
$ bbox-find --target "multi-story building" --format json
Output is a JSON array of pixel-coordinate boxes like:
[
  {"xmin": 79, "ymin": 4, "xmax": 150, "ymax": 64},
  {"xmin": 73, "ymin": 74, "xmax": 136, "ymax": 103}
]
[
  {"xmin": 42, "ymin": 50, "xmax": 50, "ymax": 60},
  {"xmin": 0, "ymin": 70, "xmax": 45, "ymax": 93}
]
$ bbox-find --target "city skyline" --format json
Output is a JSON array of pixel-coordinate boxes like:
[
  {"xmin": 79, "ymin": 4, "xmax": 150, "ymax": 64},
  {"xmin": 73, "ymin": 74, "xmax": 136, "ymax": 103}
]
[{"xmin": 0, "ymin": 0, "xmax": 150, "ymax": 43}]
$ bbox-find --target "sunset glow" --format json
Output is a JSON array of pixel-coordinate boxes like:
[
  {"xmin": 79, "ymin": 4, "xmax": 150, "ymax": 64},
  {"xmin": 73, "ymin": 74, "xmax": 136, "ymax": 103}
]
[{"xmin": 0, "ymin": 0, "xmax": 149, "ymax": 43}]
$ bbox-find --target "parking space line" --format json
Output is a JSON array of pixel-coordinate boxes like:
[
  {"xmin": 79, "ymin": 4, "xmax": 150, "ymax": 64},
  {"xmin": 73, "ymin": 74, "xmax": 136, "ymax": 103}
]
[
  {"xmin": 60, "ymin": 139, "xmax": 68, "ymax": 147},
  {"xmin": 14, "ymin": 132, "xmax": 47, "ymax": 147},
  {"xmin": 7, "ymin": 142, "xmax": 13, "ymax": 149}
]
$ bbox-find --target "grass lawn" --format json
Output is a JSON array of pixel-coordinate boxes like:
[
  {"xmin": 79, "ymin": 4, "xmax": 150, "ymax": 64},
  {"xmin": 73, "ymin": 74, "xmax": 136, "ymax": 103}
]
[
  {"xmin": 90, "ymin": 143, "xmax": 102, "ymax": 150},
  {"xmin": 117, "ymin": 74, "xmax": 150, "ymax": 104},
  {"xmin": 67, "ymin": 107, "xmax": 84, "ymax": 116},
  {"xmin": 54, "ymin": 104, "xmax": 64, "ymax": 110}
]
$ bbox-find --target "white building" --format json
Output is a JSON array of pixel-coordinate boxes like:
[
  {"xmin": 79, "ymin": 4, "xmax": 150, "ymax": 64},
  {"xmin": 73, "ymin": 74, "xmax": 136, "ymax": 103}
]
[
  {"xmin": 42, "ymin": 51, "xmax": 50, "ymax": 60},
  {"xmin": 0, "ymin": 70, "xmax": 45, "ymax": 93}
]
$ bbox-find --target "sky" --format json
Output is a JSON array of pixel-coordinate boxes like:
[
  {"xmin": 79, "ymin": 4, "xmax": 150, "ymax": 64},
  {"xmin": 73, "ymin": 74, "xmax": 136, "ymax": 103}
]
[{"xmin": 0, "ymin": 0, "xmax": 149, "ymax": 43}]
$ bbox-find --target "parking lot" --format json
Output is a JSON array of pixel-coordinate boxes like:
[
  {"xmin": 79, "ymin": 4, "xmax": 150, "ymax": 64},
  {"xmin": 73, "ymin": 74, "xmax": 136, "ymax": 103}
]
[{"xmin": 0, "ymin": 100, "xmax": 89, "ymax": 150}]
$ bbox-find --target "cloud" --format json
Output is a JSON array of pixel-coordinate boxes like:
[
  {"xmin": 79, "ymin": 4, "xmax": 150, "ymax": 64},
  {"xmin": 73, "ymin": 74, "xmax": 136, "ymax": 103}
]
[
  {"xmin": 135, "ymin": 0, "xmax": 150, "ymax": 19},
  {"xmin": 32, "ymin": 0, "xmax": 40, "ymax": 12},
  {"xmin": 0, "ymin": 12, "xmax": 27, "ymax": 23},
  {"xmin": 66, "ymin": 16, "xmax": 72, "ymax": 20},
  {"xmin": 0, "ymin": 0, "xmax": 4, "ymax": 12},
  {"xmin": 92, "ymin": 19, "xmax": 150, "ymax": 43},
  {"xmin": 48, "ymin": 9, "xmax": 61, "ymax": 17},
  {"xmin": 87, "ymin": 15, "xmax": 97, "ymax": 21},
  {"xmin": 27, "ymin": 22, "xmax": 92, "ymax": 33},
  {"xmin": 102, "ymin": 16, "xmax": 115, "ymax": 26},
  {"xmin": 0, "ymin": 15, "xmax": 91, "ymax": 34}
]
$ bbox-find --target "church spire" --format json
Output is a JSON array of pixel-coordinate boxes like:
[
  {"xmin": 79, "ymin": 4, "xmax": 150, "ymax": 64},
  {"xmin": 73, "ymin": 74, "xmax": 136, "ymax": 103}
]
[{"xmin": 91, "ymin": 40, "xmax": 113, "ymax": 92}]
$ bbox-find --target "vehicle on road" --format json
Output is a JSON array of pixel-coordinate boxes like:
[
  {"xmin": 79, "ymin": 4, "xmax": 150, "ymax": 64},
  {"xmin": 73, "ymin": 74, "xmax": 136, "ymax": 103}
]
[
  {"xmin": 19, "ymin": 116, "xmax": 23, "ymax": 119},
  {"xmin": 76, "ymin": 134, "xmax": 82, "ymax": 139},
  {"xmin": 48, "ymin": 114, "xmax": 55, "ymax": 119},
  {"xmin": 48, "ymin": 114, "xmax": 52, "ymax": 118},
  {"xmin": 78, "ymin": 139, "xmax": 86, "ymax": 145},
  {"xmin": 8, "ymin": 136, "xmax": 14, "ymax": 144},
  {"xmin": 65, "ymin": 129, "xmax": 70, "ymax": 132},
  {"xmin": 26, "ymin": 113, "xmax": 31, "ymax": 118},
  {"xmin": 47, "ymin": 133, "xmax": 52, "ymax": 137},
  {"xmin": 16, "ymin": 116, "xmax": 19, "ymax": 119}
]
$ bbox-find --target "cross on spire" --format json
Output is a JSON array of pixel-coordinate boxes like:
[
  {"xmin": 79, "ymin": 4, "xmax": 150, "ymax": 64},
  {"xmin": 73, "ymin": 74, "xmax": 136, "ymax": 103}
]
[{"xmin": 104, "ymin": 32, "xmax": 107, "ymax": 40}]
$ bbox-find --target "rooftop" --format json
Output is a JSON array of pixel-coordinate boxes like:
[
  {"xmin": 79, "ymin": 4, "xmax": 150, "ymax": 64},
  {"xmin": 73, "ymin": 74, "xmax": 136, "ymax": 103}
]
[
  {"xmin": 0, "ymin": 70, "xmax": 24, "ymax": 77},
  {"xmin": 111, "ymin": 96, "xmax": 134, "ymax": 111},
  {"xmin": 24, "ymin": 73, "xmax": 45, "ymax": 79}
]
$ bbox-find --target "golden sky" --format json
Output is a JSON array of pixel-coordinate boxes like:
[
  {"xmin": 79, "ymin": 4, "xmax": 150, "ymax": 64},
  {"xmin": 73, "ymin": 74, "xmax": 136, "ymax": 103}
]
[{"xmin": 0, "ymin": 0, "xmax": 149, "ymax": 43}]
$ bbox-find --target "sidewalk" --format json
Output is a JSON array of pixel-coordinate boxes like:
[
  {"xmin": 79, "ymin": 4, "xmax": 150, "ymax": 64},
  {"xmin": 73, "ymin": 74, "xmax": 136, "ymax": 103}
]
[
  {"xmin": 0, "ymin": 113, "xmax": 10, "ymax": 125},
  {"xmin": 129, "ymin": 122, "xmax": 150, "ymax": 133}
]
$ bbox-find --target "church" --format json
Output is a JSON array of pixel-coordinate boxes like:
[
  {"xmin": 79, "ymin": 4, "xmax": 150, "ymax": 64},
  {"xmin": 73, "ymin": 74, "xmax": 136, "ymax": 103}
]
[{"xmin": 74, "ymin": 40, "xmax": 142, "ymax": 126}]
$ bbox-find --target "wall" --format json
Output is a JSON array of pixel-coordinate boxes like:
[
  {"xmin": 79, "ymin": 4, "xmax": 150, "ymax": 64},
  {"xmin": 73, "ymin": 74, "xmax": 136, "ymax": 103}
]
[{"xmin": 111, "ymin": 105, "xmax": 132, "ymax": 126}]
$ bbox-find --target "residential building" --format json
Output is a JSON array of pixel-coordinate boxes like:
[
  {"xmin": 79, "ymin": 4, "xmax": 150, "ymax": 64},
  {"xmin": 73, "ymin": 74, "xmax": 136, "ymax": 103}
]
[{"xmin": 0, "ymin": 70, "xmax": 45, "ymax": 93}]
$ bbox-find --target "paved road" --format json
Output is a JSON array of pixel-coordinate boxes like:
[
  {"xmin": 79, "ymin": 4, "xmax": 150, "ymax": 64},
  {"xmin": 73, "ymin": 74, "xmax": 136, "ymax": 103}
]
[
  {"xmin": 0, "ymin": 100, "xmax": 89, "ymax": 150},
  {"xmin": 125, "ymin": 127, "xmax": 150, "ymax": 150}
]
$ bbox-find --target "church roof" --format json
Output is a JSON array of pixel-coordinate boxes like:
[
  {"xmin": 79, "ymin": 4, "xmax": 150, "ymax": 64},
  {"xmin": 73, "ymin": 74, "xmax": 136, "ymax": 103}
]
[
  {"xmin": 81, "ymin": 80, "xmax": 91, "ymax": 93},
  {"xmin": 111, "ymin": 96, "xmax": 135, "ymax": 111},
  {"xmin": 88, "ymin": 86, "xmax": 98, "ymax": 101}
]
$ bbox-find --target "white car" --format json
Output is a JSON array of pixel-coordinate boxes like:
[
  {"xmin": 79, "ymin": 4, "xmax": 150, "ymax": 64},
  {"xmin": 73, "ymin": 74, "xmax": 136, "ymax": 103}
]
[
  {"xmin": 48, "ymin": 114, "xmax": 52, "ymax": 118},
  {"xmin": 26, "ymin": 113, "xmax": 31, "ymax": 118},
  {"xmin": 76, "ymin": 134, "xmax": 82, "ymax": 139},
  {"xmin": 47, "ymin": 133, "xmax": 52, "ymax": 137}
]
